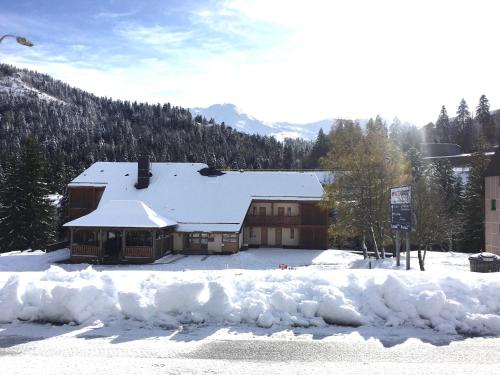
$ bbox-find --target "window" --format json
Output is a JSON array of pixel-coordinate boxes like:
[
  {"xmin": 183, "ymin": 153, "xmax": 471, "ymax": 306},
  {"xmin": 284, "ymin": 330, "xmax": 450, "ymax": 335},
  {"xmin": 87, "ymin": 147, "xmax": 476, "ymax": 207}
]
[
  {"xmin": 223, "ymin": 233, "xmax": 239, "ymax": 243},
  {"xmin": 252, "ymin": 206, "xmax": 257, "ymax": 215},
  {"xmin": 287, "ymin": 207, "xmax": 292, "ymax": 216},
  {"xmin": 187, "ymin": 233, "xmax": 212, "ymax": 249},
  {"xmin": 290, "ymin": 228, "xmax": 295, "ymax": 239},
  {"xmin": 126, "ymin": 231, "xmax": 152, "ymax": 246},
  {"xmin": 259, "ymin": 207, "xmax": 266, "ymax": 216},
  {"xmin": 492, "ymin": 199, "xmax": 497, "ymax": 211},
  {"xmin": 278, "ymin": 207, "xmax": 285, "ymax": 216},
  {"xmin": 74, "ymin": 230, "xmax": 98, "ymax": 246},
  {"xmin": 249, "ymin": 227, "xmax": 256, "ymax": 238}
]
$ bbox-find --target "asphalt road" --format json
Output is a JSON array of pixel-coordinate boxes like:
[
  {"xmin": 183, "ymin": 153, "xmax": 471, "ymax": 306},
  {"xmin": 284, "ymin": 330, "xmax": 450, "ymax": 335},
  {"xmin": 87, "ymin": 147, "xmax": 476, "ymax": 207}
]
[{"xmin": 1, "ymin": 326, "xmax": 499, "ymax": 375}]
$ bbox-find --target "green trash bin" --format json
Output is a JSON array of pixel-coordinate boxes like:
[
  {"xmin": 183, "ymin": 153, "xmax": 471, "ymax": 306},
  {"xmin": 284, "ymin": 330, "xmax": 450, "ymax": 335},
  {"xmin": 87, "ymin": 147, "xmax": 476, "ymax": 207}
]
[{"xmin": 469, "ymin": 253, "xmax": 500, "ymax": 273}]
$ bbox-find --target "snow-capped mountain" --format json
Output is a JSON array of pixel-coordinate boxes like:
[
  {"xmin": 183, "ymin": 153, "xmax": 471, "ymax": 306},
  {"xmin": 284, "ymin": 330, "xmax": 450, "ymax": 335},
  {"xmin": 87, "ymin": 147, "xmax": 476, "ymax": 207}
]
[{"xmin": 191, "ymin": 104, "xmax": 335, "ymax": 141}]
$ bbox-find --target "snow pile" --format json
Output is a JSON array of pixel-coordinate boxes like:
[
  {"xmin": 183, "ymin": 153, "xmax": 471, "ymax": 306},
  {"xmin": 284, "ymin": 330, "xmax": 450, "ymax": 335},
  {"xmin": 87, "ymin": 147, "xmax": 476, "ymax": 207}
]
[
  {"xmin": 0, "ymin": 249, "xmax": 70, "ymax": 272},
  {"xmin": 1, "ymin": 266, "xmax": 499, "ymax": 335}
]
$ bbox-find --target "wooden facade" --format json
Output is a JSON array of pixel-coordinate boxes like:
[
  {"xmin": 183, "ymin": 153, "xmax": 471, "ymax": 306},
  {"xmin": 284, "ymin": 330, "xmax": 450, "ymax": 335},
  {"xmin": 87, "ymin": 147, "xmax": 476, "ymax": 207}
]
[
  {"xmin": 243, "ymin": 200, "xmax": 329, "ymax": 249},
  {"xmin": 66, "ymin": 189, "xmax": 328, "ymax": 262},
  {"xmin": 68, "ymin": 186, "xmax": 105, "ymax": 220}
]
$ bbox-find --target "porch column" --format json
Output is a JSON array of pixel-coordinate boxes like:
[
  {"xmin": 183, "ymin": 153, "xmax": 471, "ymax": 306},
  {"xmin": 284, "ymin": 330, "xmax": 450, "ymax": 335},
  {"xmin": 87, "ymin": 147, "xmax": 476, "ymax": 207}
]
[
  {"xmin": 152, "ymin": 229, "xmax": 157, "ymax": 259},
  {"xmin": 69, "ymin": 228, "xmax": 74, "ymax": 256},
  {"xmin": 121, "ymin": 229, "xmax": 126, "ymax": 260},
  {"xmin": 98, "ymin": 229, "xmax": 103, "ymax": 259}
]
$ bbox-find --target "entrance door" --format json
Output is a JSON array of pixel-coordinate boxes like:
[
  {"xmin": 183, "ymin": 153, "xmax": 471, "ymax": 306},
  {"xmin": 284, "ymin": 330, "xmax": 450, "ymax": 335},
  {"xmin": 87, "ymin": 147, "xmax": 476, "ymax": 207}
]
[
  {"xmin": 104, "ymin": 231, "xmax": 122, "ymax": 260},
  {"xmin": 261, "ymin": 227, "xmax": 268, "ymax": 246},
  {"xmin": 275, "ymin": 228, "xmax": 282, "ymax": 246}
]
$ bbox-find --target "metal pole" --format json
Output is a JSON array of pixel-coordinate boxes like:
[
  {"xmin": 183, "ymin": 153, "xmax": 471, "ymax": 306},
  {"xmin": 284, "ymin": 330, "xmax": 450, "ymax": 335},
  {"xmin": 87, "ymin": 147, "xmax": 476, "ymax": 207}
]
[
  {"xmin": 406, "ymin": 231, "xmax": 411, "ymax": 270},
  {"xmin": 395, "ymin": 231, "xmax": 400, "ymax": 266}
]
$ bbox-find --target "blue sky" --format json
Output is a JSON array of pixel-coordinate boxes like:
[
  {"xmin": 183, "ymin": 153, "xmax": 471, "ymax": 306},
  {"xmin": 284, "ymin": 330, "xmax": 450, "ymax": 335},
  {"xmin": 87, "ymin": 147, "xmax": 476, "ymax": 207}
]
[{"xmin": 2, "ymin": 0, "xmax": 500, "ymax": 125}]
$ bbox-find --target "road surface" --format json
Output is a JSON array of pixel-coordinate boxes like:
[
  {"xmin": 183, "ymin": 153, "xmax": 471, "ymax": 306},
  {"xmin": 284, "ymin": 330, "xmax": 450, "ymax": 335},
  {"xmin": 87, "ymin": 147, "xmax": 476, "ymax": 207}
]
[{"xmin": 1, "ymin": 323, "xmax": 499, "ymax": 374}]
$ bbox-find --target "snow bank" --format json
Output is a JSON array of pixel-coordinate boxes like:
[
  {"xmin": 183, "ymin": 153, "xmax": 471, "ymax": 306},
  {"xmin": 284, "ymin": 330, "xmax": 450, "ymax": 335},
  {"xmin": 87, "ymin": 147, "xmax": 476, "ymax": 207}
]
[
  {"xmin": 0, "ymin": 249, "xmax": 70, "ymax": 272},
  {"xmin": 1, "ymin": 266, "xmax": 499, "ymax": 336}
]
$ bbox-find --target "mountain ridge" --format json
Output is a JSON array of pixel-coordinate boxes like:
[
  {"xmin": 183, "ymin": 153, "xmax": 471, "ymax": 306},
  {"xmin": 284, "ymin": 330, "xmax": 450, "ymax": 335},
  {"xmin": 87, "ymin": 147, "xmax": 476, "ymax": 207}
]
[{"xmin": 191, "ymin": 103, "xmax": 335, "ymax": 140}]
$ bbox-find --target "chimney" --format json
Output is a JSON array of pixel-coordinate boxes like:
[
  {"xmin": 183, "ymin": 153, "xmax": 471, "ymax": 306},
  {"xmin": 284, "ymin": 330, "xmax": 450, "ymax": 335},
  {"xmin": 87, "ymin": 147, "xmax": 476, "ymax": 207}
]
[{"xmin": 135, "ymin": 154, "xmax": 151, "ymax": 189}]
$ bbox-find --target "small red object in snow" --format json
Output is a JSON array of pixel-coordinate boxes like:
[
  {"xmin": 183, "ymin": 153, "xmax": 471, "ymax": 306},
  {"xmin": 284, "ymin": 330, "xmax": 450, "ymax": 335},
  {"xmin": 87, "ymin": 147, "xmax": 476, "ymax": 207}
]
[{"xmin": 279, "ymin": 263, "xmax": 288, "ymax": 270}]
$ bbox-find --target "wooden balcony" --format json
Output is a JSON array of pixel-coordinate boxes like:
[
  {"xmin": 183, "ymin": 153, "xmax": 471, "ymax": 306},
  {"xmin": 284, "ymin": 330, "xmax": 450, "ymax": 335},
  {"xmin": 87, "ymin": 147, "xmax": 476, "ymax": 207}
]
[{"xmin": 245, "ymin": 215, "xmax": 301, "ymax": 227}]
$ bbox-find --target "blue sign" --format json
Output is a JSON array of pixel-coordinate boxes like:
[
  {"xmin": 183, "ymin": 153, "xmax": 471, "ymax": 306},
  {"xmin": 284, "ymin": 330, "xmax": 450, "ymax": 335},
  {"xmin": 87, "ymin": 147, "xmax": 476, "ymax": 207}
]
[{"xmin": 391, "ymin": 186, "xmax": 412, "ymax": 232}]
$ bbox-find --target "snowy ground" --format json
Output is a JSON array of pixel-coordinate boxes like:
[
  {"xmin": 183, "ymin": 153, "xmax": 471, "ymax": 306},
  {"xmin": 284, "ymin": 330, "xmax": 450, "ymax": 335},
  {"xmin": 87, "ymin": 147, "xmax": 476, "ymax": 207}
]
[
  {"xmin": 1, "ymin": 248, "xmax": 499, "ymax": 373},
  {"xmin": 2, "ymin": 322, "xmax": 500, "ymax": 375},
  {"xmin": 0, "ymin": 247, "xmax": 473, "ymax": 272}
]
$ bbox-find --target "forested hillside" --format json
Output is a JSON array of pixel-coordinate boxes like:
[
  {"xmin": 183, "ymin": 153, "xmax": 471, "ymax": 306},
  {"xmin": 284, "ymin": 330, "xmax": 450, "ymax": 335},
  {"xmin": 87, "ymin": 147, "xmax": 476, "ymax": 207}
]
[{"xmin": 0, "ymin": 64, "xmax": 312, "ymax": 194}]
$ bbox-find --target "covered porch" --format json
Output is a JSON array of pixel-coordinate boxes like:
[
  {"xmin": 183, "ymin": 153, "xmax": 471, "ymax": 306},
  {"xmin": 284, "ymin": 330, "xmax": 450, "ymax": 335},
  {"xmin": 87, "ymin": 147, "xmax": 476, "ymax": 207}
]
[
  {"xmin": 64, "ymin": 200, "xmax": 177, "ymax": 263},
  {"xmin": 69, "ymin": 227, "xmax": 174, "ymax": 263}
]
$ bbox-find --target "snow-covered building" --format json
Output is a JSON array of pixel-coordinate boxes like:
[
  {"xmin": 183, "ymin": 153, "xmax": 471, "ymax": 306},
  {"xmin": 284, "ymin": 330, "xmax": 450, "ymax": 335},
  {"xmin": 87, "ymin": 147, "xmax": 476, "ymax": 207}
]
[{"xmin": 64, "ymin": 157, "xmax": 328, "ymax": 263}]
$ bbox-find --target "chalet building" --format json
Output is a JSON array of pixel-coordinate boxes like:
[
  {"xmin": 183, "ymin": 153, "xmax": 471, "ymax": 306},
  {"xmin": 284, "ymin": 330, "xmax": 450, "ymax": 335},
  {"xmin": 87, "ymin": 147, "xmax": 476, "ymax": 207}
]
[
  {"xmin": 484, "ymin": 149, "xmax": 500, "ymax": 255},
  {"xmin": 64, "ymin": 157, "xmax": 328, "ymax": 263}
]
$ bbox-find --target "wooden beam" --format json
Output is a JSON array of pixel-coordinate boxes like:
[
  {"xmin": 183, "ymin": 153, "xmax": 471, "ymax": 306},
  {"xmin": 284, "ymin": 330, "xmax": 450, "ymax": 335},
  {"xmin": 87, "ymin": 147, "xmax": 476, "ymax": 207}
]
[
  {"xmin": 99, "ymin": 229, "xmax": 103, "ymax": 260},
  {"xmin": 70, "ymin": 228, "xmax": 74, "ymax": 257},
  {"xmin": 121, "ymin": 229, "xmax": 126, "ymax": 261},
  {"xmin": 152, "ymin": 229, "xmax": 157, "ymax": 259}
]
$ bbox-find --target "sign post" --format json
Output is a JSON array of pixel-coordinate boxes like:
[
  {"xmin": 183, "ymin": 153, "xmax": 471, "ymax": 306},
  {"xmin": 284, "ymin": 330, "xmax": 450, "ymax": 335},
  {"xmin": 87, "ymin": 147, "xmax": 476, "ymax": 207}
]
[
  {"xmin": 395, "ymin": 231, "xmax": 400, "ymax": 267},
  {"xmin": 390, "ymin": 186, "xmax": 413, "ymax": 270}
]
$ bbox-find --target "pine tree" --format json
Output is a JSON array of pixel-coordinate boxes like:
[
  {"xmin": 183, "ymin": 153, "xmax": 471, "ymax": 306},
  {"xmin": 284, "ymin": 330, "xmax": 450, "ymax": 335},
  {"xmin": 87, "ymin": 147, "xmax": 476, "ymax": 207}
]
[
  {"xmin": 306, "ymin": 128, "xmax": 330, "ymax": 168},
  {"xmin": 454, "ymin": 99, "xmax": 473, "ymax": 152},
  {"xmin": 429, "ymin": 160, "xmax": 463, "ymax": 251},
  {"xmin": 435, "ymin": 106, "xmax": 451, "ymax": 143},
  {"xmin": 0, "ymin": 138, "xmax": 56, "ymax": 252},
  {"xmin": 476, "ymin": 95, "xmax": 493, "ymax": 142},
  {"xmin": 460, "ymin": 147, "xmax": 490, "ymax": 252},
  {"xmin": 282, "ymin": 141, "xmax": 294, "ymax": 169}
]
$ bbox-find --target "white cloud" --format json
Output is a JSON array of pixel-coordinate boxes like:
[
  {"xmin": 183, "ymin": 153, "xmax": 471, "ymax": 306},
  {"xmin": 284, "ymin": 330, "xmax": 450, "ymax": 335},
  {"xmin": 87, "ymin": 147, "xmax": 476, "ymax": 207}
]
[
  {"xmin": 114, "ymin": 23, "xmax": 194, "ymax": 47},
  {"xmin": 3, "ymin": 0, "xmax": 500, "ymax": 126}
]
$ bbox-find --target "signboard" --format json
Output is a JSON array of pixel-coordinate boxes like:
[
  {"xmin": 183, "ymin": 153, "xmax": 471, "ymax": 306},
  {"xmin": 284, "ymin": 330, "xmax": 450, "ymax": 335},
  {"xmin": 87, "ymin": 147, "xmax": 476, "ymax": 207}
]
[{"xmin": 390, "ymin": 186, "xmax": 412, "ymax": 231}]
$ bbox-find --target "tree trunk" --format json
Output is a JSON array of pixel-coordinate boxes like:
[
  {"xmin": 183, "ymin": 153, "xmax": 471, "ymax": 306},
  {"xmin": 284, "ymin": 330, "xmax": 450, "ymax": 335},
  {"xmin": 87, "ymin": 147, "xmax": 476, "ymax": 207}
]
[
  {"xmin": 361, "ymin": 232, "xmax": 368, "ymax": 259},
  {"xmin": 370, "ymin": 226, "xmax": 381, "ymax": 260},
  {"xmin": 379, "ymin": 226, "xmax": 386, "ymax": 259},
  {"xmin": 418, "ymin": 244, "xmax": 426, "ymax": 271}
]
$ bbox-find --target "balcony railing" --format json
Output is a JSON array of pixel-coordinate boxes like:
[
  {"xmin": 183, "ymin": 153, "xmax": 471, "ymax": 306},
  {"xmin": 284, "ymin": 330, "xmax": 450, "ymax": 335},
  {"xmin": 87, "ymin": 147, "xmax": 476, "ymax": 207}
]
[
  {"xmin": 245, "ymin": 215, "xmax": 301, "ymax": 226},
  {"xmin": 72, "ymin": 244, "xmax": 100, "ymax": 257},
  {"xmin": 123, "ymin": 246, "xmax": 154, "ymax": 258}
]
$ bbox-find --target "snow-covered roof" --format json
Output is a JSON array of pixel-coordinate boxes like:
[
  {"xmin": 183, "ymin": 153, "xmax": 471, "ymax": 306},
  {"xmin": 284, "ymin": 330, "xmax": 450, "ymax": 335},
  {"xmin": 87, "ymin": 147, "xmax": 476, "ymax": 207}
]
[
  {"xmin": 65, "ymin": 162, "xmax": 325, "ymax": 232},
  {"xmin": 64, "ymin": 200, "xmax": 177, "ymax": 228}
]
